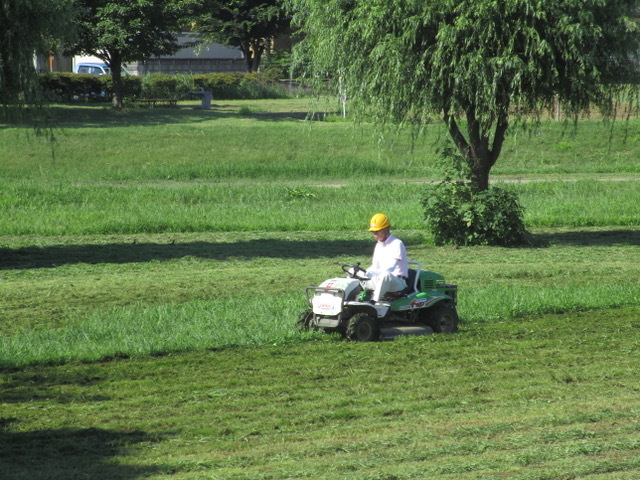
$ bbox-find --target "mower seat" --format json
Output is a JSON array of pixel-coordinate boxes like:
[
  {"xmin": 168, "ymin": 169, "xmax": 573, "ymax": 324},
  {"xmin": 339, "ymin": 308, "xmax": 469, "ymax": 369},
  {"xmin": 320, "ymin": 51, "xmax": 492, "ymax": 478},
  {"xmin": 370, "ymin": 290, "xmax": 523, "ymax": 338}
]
[
  {"xmin": 384, "ymin": 267, "xmax": 419, "ymax": 300},
  {"xmin": 400, "ymin": 268, "xmax": 418, "ymax": 295}
]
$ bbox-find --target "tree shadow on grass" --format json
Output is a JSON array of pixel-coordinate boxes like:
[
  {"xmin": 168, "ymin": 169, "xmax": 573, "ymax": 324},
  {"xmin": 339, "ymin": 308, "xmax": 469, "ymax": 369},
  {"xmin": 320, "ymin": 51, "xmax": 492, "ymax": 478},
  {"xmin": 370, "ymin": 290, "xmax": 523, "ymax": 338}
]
[
  {"xmin": 37, "ymin": 104, "xmax": 321, "ymax": 129},
  {"xmin": 1, "ymin": 367, "xmax": 111, "ymax": 403},
  {"xmin": 0, "ymin": 238, "xmax": 373, "ymax": 270},
  {"xmin": 0, "ymin": 423, "xmax": 162, "ymax": 480},
  {"xmin": 531, "ymin": 229, "xmax": 640, "ymax": 247},
  {"xmin": 3, "ymin": 231, "xmax": 636, "ymax": 270},
  {"xmin": 1, "ymin": 369, "xmax": 169, "ymax": 478}
]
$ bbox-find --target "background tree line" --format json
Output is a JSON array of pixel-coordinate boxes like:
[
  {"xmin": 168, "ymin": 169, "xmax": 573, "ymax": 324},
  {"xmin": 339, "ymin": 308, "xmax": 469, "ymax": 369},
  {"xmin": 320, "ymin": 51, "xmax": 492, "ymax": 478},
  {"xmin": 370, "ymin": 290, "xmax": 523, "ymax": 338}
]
[{"xmin": 0, "ymin": 0, "xmax": 290, "ymax": 110}]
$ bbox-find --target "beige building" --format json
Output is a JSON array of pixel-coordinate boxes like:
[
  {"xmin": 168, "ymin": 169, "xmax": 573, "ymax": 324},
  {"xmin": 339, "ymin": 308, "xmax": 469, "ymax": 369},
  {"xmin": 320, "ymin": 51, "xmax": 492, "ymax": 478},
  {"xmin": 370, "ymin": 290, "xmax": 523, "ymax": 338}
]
[{"xmin": 36, "ymin": 34, "xmax": 246, "ymax": 75}]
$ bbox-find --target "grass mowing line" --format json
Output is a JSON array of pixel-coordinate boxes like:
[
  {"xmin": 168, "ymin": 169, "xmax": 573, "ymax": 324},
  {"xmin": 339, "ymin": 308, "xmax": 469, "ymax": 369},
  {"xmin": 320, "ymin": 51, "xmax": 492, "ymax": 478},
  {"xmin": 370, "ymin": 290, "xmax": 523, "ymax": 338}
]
[
  {"xmin": 2, "ymin": 272, "xmax": 640, "ymax": 368},
  {"xmin": 1, "ymin": 227, "xmax": 639, "ymax": 367},
  {"xmin": 3, "ymin": 99, "xmax": 640, "ymax": 478}
]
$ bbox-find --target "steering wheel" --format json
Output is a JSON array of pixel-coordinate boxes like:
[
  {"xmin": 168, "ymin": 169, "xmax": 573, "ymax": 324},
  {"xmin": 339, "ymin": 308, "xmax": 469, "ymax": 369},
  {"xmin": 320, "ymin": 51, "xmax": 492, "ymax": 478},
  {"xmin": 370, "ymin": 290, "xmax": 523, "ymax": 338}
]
[{"xmin": 341, "ymin": 263, "xmax": 370, "ymax": 281}]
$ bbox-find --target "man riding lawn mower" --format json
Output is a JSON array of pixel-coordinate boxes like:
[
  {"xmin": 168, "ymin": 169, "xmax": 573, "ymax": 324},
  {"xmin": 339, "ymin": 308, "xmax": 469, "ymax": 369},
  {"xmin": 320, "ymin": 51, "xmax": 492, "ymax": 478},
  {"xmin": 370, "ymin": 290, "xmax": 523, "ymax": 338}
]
[{"xmin": 297, "ymin": 214, "xmax": 459, "ymax": 341}]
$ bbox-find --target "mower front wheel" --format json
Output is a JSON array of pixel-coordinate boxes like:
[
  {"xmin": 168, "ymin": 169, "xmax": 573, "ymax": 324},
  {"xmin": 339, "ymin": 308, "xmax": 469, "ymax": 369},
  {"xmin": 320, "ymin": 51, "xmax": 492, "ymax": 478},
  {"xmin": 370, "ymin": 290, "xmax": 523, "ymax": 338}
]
[
  {"xmin": 428, "ymin": 304, "xmax": 459, "ymax": 334},
  {"xmin": 346, "ymin": 312, "xmax": 380, "ymax": 342},
  {"xmin": 296, "ymin": 309, "xmax": 315, "ymax": 331}
]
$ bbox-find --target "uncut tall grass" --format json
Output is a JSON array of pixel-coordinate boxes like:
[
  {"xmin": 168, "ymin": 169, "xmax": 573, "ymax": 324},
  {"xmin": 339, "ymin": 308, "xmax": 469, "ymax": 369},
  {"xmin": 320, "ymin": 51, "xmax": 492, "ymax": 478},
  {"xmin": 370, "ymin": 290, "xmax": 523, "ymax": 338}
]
[
  {"xmin": 2, "ymin": 180, "xmax": 640, "ymax": 235},
  {"xmin": 0, "ymin": 294, "xmax": 308, "ymax": 368}
]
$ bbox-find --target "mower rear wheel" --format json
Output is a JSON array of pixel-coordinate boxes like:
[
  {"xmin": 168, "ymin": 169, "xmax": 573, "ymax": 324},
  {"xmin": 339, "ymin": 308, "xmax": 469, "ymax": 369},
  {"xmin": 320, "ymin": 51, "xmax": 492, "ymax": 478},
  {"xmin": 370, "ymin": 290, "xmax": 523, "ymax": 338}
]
[
  {"xmin": 346, "ymin": 312, "xmax": 380, "ymax": 341},
  {"xmin": 428, "ymin": 304, "xmax": 459, "ymax": 333}
]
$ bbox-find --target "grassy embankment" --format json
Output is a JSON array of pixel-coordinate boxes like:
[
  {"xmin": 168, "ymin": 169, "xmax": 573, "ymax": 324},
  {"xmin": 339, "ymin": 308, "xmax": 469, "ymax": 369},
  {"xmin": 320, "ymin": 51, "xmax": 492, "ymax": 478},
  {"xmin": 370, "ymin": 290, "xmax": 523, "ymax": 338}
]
[{"xmin": 1, "ymin": 99, "xmax": 639, "ymax": 479}]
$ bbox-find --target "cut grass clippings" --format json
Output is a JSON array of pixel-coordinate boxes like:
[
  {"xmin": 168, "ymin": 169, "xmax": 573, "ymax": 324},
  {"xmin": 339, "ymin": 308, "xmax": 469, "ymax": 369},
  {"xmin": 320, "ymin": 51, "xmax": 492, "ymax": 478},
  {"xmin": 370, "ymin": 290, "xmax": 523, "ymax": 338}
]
[{"xmin": 2, "ymin": 307, "xmax": 640, "ymax": 479}]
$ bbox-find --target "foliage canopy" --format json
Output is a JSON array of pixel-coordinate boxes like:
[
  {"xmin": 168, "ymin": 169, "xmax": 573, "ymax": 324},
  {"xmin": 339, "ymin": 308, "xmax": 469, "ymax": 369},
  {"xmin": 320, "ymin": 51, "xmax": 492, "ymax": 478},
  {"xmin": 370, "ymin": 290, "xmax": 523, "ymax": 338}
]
[
  {"xmin": 291, "ymin": 0, "xmax": 640, "ymax": 245},
  {"xmin": 196, "ymin": 0, "xmax": 290, "ymax": 72},
  {"xmin": 0, "ymin": 0, "xmax": 75, "ymax": 114}
]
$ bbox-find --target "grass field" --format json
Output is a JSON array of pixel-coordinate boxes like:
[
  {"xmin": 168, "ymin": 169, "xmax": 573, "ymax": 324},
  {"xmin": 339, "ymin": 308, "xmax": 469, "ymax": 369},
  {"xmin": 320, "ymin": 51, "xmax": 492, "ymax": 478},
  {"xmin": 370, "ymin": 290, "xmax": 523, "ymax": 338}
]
[{"xmin": 1, "ymin": 99, "xmax": 640, "ymax": 479}]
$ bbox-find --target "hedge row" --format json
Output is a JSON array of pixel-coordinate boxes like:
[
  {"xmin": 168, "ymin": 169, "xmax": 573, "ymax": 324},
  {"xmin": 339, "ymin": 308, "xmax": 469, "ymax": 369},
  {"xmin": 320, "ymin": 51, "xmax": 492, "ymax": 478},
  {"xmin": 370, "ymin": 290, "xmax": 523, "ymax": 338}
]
[{"xmin": 39, "ymin": 71, "xmax": 290, "ymax": 102}]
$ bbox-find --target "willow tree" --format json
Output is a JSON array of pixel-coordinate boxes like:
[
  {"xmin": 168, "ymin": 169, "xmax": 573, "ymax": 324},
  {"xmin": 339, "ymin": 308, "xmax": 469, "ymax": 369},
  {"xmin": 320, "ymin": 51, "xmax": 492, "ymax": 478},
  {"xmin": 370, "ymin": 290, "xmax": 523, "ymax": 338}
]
[
  {"xmin": 291, "ymin": 0, "xmax": 640, "ymax": 191},
  {"xmin": 1, "ymin": 0, "xmax": 75, "ymax": 118}
]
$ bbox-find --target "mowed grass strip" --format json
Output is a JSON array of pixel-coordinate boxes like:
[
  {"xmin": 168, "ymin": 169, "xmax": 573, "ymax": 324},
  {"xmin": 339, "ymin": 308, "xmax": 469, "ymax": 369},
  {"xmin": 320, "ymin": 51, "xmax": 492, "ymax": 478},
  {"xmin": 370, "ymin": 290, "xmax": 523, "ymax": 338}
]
[{"xmin": 2, "ymin": 307, "xmax": 640, "ymax": 479}]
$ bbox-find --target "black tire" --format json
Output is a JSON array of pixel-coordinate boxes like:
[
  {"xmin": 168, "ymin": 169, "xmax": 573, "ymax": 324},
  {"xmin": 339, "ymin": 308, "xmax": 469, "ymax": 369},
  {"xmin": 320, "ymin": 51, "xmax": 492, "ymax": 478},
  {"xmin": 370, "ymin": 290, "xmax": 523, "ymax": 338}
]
[
  {"xmin": 428, "ymin": 304, "xmax": 459, "ymax": 334},
  {"xmin": 346, "ymin": 312, "xmax": 380, "ymax": 341},
  {"xmin": 296, "ymin": 309, "xmax": 315, "ymax": 331}
]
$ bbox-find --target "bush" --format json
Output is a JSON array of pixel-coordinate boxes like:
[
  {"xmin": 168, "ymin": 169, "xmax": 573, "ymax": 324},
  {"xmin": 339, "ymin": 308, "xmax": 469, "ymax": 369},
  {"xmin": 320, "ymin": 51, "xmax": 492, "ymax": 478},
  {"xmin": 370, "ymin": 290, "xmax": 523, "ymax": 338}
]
[
  {"xmin": 192, "ymin": 73, "xmax": 244, "ymax": 99},
  {"xmin": 39, "ymin": 72, "xmax": 106, "ymax": 102},
  {"xmin": 100, "ymin": 75, "xmax": 142, "ymax": 99},
  {"xmin": 39, "ymin": 73, "xmax": 143, "ymax": 102},
  {"xmin": 192, "ymin": 72, "xmax": 289, "ymax": 99},
  {"xmin": 261, "ymin": 50, "xmax": 292, "ymax": 80},
  {"xmin": 38, "ymin": 71, "xmax": 291, "ymax": 103},
  {"xmin": 422, "ymin": 147, "xmax": 529, "ymax": 246},
  {"xmin": 140, "ymin": 73, "xmax": 194, "ymax": 99}
]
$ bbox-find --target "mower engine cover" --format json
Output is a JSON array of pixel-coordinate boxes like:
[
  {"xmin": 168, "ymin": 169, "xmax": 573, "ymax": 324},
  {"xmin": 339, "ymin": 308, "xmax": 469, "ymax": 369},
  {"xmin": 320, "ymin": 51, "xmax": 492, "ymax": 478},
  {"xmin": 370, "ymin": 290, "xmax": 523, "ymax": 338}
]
[{"xmin": 309, "ymin": 277, "xmax": 361, "ymax": 316}]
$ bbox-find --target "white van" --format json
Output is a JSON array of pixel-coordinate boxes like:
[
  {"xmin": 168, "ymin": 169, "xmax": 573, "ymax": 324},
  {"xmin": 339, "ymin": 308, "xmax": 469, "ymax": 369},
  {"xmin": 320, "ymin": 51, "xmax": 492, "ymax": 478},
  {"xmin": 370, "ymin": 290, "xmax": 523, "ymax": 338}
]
[{"xmin": 74, "ymin": 63, "xmax": 111, "ymax": 75}]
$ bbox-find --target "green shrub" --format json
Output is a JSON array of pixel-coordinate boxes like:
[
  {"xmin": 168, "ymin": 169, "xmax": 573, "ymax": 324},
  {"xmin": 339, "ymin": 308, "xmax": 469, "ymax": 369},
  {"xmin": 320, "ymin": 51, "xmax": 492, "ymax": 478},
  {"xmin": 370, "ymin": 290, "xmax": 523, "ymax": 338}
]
[
  {"xmin": 192, "ymin": 72, "xmax": 242, "ymax": 88},
  {"xmin": 38, "ymin": 73, "xmax": 143, "ymax": 102},
  {"xmin": 140, "ymin": 73, "xmax": 194, "ymax": 99},
  {"xmin": 192, "ymin": 72, "xmax": 289, "ymax": 99},
  {"xmin": 422, "ymin": 147, "xmax": 529, "ymax": 246},
  {"xmin": 192, "ymin": 73, "xmax": 243, "ymax": 99},
  {"xmin": 101, "ymin": 75, "xmax": 142, "ymax": 99},
  {"xmin": 39, "ymin": 72, "xmax": 290, "ymax": 102},
  {"xmin": 39, "ymin": 72, "xmax": 106, "ymax": 101},
  {"xmin": 261, "ymin": 50, "xmax": 292, "ymax": 80},
  {"xmin": 238, "ymin": 72, "xmax": 288, "ymax": 99}
]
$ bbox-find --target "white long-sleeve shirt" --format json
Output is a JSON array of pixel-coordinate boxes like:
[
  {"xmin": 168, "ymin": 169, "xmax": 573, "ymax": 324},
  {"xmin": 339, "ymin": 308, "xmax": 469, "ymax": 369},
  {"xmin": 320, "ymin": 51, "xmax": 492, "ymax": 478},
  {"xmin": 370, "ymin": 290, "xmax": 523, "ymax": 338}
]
[{"xmin": 368, "ymin": 234, "xmax": 408, "ymax": 278}]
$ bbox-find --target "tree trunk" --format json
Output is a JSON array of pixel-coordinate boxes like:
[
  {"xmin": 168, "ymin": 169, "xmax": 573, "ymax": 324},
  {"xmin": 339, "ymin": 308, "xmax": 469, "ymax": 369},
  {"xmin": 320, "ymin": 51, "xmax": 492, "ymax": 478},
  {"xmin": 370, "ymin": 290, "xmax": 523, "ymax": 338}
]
[
  {"xmin": 250, "ymin": 39, "xmax": 265, "ymax": 72},
  {"xmin": 444, "ymin": 106, "xmax": 509, "ymax": 192},
  {"xmin": 471, "ymin": 157, "xmax": 492, "ymax": 191},
  {"xmin": 241, "ymin": 43, "xmax": 254, "ymax": 72},
  {"xmin": 109, "ymin": 51, "xmax": 124, "ymax": 110},
  {"xmin": 241, "ymin": 40, "xmax": 265, "ymax": 72}
]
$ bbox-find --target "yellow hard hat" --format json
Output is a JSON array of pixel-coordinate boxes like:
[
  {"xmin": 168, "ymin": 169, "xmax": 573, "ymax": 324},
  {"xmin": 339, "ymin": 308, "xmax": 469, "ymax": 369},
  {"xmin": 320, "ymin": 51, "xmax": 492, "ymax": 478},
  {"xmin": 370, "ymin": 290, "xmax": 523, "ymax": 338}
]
[{"xmin": 368, "ymin": 213, "xmax": 391, "ymax": 232}]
